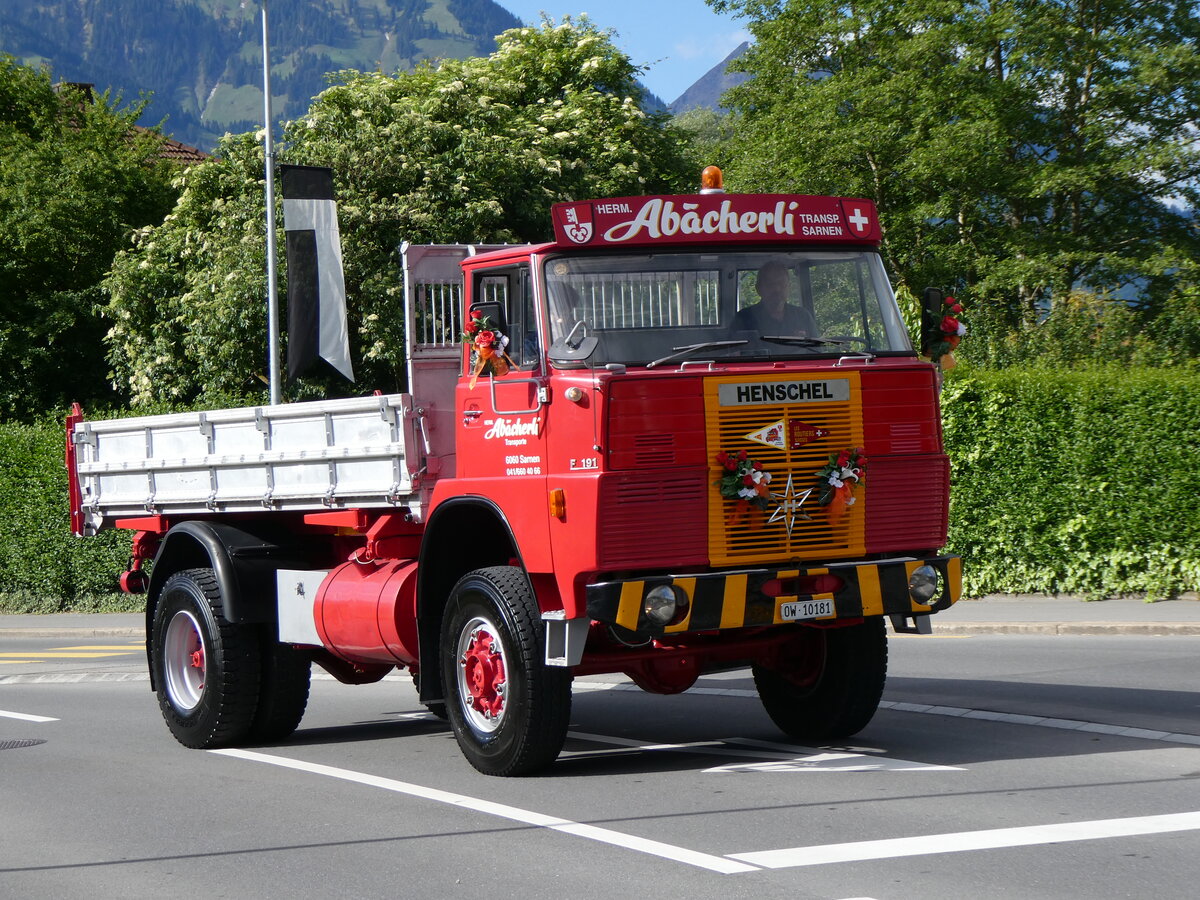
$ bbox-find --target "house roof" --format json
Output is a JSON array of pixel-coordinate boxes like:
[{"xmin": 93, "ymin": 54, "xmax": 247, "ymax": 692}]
[
  {"xmin": 58, "ymin": 82, "xmax": 210, "ymax": 164},
  {"xmin": 142, "ymin": 129, "xmax": 210, "ymax": 164}
]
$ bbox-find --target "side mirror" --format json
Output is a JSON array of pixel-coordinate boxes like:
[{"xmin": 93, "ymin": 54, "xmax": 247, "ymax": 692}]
[
  {"xmin": 548, "ymin": 334, "xmax": 598, "ymax": 365},
  {"xmin": 922, "ymin": 287, "xmax": 943, "ymax": 320},
  {"xmin": 467, "ymin": 300, "xmax": 508, "ymax": 338},
  {"xmin": 920, "ymin": 287, "xmax": 944, "ymax": 355}
]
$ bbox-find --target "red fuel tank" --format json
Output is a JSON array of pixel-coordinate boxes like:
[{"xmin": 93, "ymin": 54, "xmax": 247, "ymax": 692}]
[{"xmin": 314, "ymin": 559, "xmax": 420, "ymax": 666}]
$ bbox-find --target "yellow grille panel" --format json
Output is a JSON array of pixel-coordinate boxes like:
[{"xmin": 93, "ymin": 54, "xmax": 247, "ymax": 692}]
[{"xmin": 704, "ymin": 373, "xmax": 865, "ymax": 566}]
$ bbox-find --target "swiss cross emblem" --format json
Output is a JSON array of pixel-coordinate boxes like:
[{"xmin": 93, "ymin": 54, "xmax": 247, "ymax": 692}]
[
  {"xmin": 846, "ymin": 205, "xmax": 872, "ymax": 236},
  {"xmin": 559, "ymin": 203, "xmax": 594, "ymax": 244}
]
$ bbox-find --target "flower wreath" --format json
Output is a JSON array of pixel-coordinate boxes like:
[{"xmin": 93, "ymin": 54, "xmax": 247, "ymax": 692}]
[
  {"xmin": 715, "ymin": 450, "xmax": 773, "ymax": 527},
  {"xmin": 461, "ymin": 309, "xmax": 514, "ymax": 387},
  {"xmin": 926, "ymin": 295, "xmax": 966, "ymax": 370},
  {"xmin": 814, "ymin": 447, "xmax": 867, "ymax": 526}
]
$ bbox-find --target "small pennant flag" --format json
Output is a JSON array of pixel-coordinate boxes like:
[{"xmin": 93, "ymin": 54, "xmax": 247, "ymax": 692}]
[
  {"xmin": 788, "ymin": 419, "xmax": 831, "ymax": 449},
  {"xmin": 281, "ymin": 164, "xmax": 354, "ymax": 383},
  {"xmin": 745, "ymin": 420, "xmax": 787, "ymax": 449}
]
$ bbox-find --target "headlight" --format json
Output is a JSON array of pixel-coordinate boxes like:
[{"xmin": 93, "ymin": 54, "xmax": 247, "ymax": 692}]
[
  {"xmin": 642, "ymin": 584, "xmax": 688, "ymax": 626},
  {"xmin": 908, "ymin": 565, "xmax": 940, "ymax": 605}
]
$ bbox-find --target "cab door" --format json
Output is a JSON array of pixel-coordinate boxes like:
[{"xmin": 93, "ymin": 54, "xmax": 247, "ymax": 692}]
[{"xmin": 456, "ymin": 264, "xmax": 549, "ymax": 487}]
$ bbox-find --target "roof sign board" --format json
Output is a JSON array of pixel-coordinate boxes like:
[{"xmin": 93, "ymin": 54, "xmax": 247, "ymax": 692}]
[{"xmin": 551, "ymin": 194, "xmax": 881, "ymax": 249}]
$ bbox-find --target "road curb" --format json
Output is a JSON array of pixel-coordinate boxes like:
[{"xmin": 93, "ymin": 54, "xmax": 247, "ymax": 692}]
[{"xmin": 2, "ymin": 627, "xmax": 145, "ymax": 639}]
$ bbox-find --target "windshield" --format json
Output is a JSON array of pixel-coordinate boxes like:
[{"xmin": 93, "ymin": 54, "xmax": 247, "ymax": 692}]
[{"xmin": 543, "ymin": 250, "xmax": 912, "ymax": 367}]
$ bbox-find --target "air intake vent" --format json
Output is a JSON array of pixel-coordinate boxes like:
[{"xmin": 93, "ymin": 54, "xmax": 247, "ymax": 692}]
[
  {"xmin": 632, "ymin": 433, "xmax": 676, "ymax": 466},
  {"xmin": 598, "ymin": 471, "xmax": 708, "ymax": 568}
]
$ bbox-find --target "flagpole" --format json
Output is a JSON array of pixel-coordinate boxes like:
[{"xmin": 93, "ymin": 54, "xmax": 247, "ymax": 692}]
[{"xmin": 261, "ymin": 0, "xmax": 282, "ymax": 404}]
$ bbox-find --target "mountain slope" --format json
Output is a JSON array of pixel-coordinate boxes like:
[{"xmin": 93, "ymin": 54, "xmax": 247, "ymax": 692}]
[
  {"xmin": 669, "ymin": 41, "xmax": 749, "ymax": 114},
  {"xmin": 0, "ymin": 0, "xmax": 521, "ymax": 150}
]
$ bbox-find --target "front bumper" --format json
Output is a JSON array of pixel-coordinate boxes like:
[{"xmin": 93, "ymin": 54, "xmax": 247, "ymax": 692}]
[{"xmin": 585, "ymin": 555, "xmax": 961, "ymax": 636}]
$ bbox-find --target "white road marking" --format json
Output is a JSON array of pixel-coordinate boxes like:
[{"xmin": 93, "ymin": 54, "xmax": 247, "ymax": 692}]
[
  {"xmin": 48, "ymin": 645, "xmax": 142, "ymax": 651},
  {"xmin": 0, "ymin": 673, "xmax": 148, "ymax": 684},
  {"xmin": 0, "ymin": 708, "xmax": 58, "ymax": 722},
  {"xmin": 729, "ymin": 811, "xmax": 1200, "ymax": 869},
  {"xmin": 211, "ymin": 748, "xmax": 758, "ymax": 874},
  {"xmin": 566, "ymin": 731, "xmax": 961, "ymax": 772}
]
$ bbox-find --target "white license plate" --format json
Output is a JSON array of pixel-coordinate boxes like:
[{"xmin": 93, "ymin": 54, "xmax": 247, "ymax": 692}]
[{"xmin": 779, "ymin": 599, "xmax": 835, "ymax": 621}]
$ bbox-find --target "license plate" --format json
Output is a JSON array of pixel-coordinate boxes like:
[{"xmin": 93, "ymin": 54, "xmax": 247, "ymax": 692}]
[{"xmin": 779, "ymin": 599, "xmax": 835, "ymax": 621}]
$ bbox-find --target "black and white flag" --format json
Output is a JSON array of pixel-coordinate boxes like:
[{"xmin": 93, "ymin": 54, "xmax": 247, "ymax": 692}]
[{"xmin": 281, "ymin": 164, "xmax": 354, "ymax": 382}]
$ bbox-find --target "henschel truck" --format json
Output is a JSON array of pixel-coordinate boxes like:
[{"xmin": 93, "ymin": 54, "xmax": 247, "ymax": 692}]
[{"xmin": 66, "ymin": 169, "xmax": 962, "ymax": 776}]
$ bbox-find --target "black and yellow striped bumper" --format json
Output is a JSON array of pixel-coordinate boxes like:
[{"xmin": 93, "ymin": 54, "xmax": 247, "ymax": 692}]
[{"xmin": 585, "ymin": 555, "xmax": 961, "ymax": 635}]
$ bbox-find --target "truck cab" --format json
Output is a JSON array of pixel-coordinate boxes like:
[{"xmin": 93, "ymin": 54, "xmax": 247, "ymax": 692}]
[{"xmin": 400, "ymin": 184, "xmax": 960, "ymax": 771}]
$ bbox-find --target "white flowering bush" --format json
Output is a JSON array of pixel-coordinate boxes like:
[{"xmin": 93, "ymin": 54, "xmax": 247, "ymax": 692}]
[{"xmin": 103, "ymin": 18, "xmax": 693, "ymax": 404}]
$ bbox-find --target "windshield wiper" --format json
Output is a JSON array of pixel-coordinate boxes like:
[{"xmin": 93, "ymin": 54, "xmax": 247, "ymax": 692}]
[
  {"xmin": 761, "ymin": 334, "xmax": 878, "ymax": 362},
  {"xmin": 646, "ymin": 340, "xmax": 748, "ymax": 369},
  {"xmin": 759, "ymin": 335, "xmax": 851, "ymax": 348}
]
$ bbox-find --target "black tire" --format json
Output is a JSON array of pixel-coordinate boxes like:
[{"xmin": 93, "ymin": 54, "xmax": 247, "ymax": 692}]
[
  {"xmin": 248, "ymin": 637, "xmax": 311, "ymax": 743},
  {"xmin": 410, "ymin": 671, "xmax": 448, "ymax": 720},
  {"xmin": 440, "ymin": 566, "xmax": 572, "ymax": 776},
  {"xmin": 151, "ymin": 568, "xmax": 261, "ymax": 749},
  {"xmin": 753, "ymin": 618, "xmax": 888, "ymax": 741}
]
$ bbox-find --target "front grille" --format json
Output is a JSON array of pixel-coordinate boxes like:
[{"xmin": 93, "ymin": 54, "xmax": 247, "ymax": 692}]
[{"xmin": 704, "ymin": 373, "xmax": 864, "ymax": 566}]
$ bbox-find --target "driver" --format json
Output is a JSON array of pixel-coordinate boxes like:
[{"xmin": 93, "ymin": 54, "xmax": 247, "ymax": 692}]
[{"xmin": 730, "ymin": 261, "xmax": 816, "ymax": 336}]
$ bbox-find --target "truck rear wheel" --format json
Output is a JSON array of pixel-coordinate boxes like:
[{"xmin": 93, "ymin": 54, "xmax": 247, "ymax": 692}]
[
  {"xmin": 440, "ymin": 566, "xmax": 572, "ymax": 776},
  {"xmin": 248, "ymin": 637, "xmax": 311, "ymax": 743},
  {"xmin": 152, "ymin": 568, "xmax": 261, "ymax": 748},
  {"xmin": 753, "ymin": 618, "xmax": 887, "ymax": 741}
]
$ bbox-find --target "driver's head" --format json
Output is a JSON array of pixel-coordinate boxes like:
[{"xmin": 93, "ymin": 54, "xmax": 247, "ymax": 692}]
[{"xmin": 756, "ymin": 261, "xmax": 790, "ymax": 305}]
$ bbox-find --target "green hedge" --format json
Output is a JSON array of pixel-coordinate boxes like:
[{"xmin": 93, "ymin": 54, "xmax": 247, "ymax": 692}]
[
  {"xmin": 943, "ymin": 368, "xmax": 1200, "ymax": 599},
  {"xmin": 3, "ymin": 369, "xmax": 1198, "ymax": 611},
  {"xmin": 0, "ymin": 416, "xmax": 136, "ymax": 612}
]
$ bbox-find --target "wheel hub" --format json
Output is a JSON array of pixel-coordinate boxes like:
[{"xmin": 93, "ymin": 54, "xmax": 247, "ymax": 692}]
[
  {"xmin": 457, "ymin": 621, "xmax": 507, "ymax": 731},
  {"xmin": 163, "ymin": 609, "xmax": 206, "ymax": 712}
]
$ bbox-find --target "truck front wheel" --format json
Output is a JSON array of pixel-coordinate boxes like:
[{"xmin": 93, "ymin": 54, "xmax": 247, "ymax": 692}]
[
  {"xmin": 152, "ymin": 568, "xmax": 261, "ymax": 748},
  {"xmin": 753, "ymin": 618, "xmax": 887, "ymax": 741},
  {"xmin": 440, "ymin": 566, "xmax": 572, "ymax": 776}
]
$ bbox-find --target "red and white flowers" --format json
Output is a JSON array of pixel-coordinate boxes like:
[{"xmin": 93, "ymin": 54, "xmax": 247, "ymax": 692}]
[
  {"xmin": 461, "ymin": 308, "xmax": 512, "ymax": 385},
  {"xmin": 716, "ymin": 450, "xmax": 773, "ymax": 507},
  {"xmin": 716, "ymin": 450, "xmax": 774, "ymax": 527},
  {"xmin": 929, "ymin": 296, "xmax": 966, "ymax": 368},
  {"xmin": 814, "ymin": 447, "xmax": 867, "ymax": 526}
]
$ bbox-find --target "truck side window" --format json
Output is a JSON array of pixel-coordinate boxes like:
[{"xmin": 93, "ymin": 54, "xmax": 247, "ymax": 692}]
[
  {"xmin": 475, "ymin": 266, "xmax": 536, "ymax": 369},
  {"xmin": 518, "ymin": 267, "xmax": 538, "ymax": 366}
]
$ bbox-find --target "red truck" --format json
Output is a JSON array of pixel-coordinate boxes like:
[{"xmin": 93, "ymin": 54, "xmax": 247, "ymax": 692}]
[{"xmin": 67, "ymin": 171, "xmax": 961, "ymax": 776}]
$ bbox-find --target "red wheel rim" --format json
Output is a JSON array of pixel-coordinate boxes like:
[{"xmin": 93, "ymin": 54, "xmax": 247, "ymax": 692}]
[{"xmin": 455, "ymin": 617, "xmax": 507, "ymax": 733}]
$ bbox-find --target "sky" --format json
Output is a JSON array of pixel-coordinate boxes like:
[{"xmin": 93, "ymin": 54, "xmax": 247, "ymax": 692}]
[{"xmin": 498, "ymin": 2, "xmax": 752, "ymax": 105}]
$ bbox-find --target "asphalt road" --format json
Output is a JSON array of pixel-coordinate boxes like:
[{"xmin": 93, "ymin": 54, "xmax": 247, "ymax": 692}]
[{"xmin": 1, "ymin": 632, "xmax": 1198, "ymax": 899}]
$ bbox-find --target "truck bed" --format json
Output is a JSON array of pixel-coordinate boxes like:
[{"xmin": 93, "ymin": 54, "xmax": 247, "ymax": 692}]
[{"xmin": 70, "ymin": 394, "xmax": 421, "ymax": 534}]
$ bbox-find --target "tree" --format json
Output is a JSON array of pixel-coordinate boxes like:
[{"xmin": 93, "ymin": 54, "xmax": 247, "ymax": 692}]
[
  {"xmin": 104, "ymin": 19, "xmax": 695, "ymax": 404},
  {"xmin": 104, "ymin": 132, "xmax": 271, "ymax": 405},
  {"xmin": 673, "ymin": 106, "xmax": 739, "ymax": 173},
  {"xmin": 710, "ymin": 0, "xmax": 1200, "ymax": 358},
  {"xmin": 0, "ymin": 57, "xmax": 176, "ymax": 419}
]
